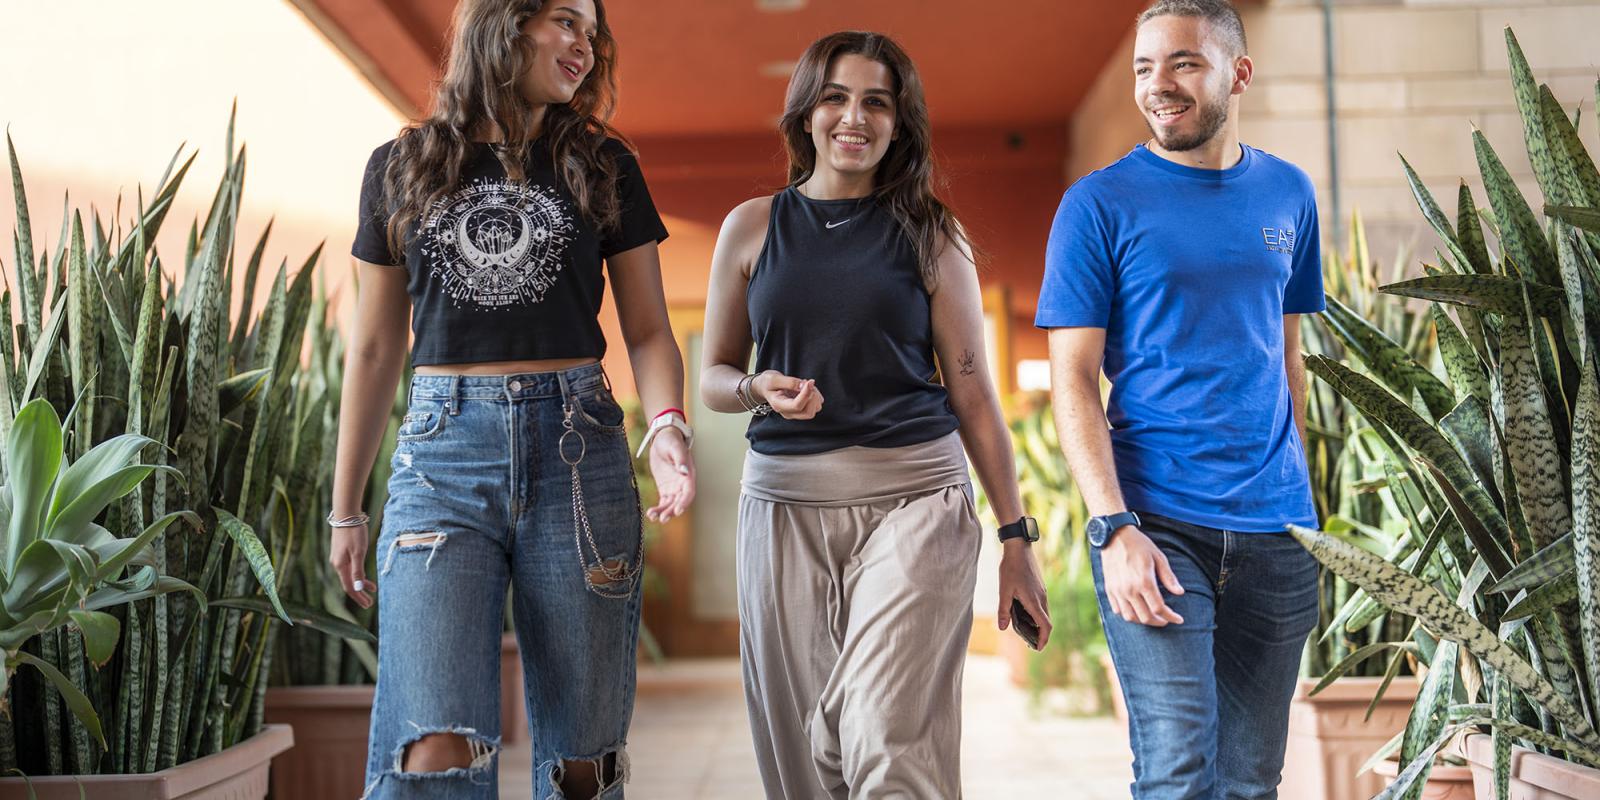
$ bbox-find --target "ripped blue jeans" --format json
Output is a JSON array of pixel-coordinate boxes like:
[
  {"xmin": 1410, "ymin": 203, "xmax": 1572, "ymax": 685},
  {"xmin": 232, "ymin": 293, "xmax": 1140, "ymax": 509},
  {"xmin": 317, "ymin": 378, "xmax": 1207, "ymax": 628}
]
[{"xmin": 363, "ymin": 364, "xmax": 644, "ymax": 799}]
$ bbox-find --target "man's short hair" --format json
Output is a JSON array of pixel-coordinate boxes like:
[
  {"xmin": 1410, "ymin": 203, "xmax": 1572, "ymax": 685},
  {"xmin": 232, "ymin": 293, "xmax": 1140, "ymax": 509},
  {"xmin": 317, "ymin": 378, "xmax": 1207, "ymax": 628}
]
[{"xmin": 1137, "ymin": 0, "xmax": 1248, "ymax": 56}]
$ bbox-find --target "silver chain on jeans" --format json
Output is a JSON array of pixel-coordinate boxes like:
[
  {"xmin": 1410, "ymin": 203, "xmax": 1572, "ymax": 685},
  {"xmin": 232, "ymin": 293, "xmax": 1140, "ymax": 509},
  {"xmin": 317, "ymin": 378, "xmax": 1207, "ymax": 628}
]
[{"xmin": 560, "ymin": 401, "xmax": 644, "ymax": 585}]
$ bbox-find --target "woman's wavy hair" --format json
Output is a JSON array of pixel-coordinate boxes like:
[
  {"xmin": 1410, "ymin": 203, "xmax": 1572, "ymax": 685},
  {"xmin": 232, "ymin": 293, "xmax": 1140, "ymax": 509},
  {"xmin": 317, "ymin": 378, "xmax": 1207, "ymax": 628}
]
[
  {"xmin": 382, "ymin": 0, "xmax": 624, "ymax": 256},
  {"xmin": 778, "ymin": 31, "xmax": 975, "ymax": 291}
]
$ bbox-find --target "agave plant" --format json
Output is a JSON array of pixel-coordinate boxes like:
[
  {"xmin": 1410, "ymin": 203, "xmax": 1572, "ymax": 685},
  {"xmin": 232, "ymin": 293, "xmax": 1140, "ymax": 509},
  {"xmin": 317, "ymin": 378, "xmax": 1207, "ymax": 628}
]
[
  {"xmin": 1, "ymin": 398, "xmax": 204, "ymax": 754},
  {"xmin": 1, "ymin": 111, "xmax": 370, "ymax": 778},
  {"xmin": 1293, "ymin": 27, "xmax": 1600, "ymax": 799}
]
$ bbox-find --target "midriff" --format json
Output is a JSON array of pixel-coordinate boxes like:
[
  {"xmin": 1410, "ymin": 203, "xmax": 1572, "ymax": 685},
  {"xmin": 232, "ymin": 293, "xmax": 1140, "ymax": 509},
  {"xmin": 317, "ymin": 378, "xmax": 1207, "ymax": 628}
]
[{"xmin": 414, "ymin": 357, "xmax": 599, "ymax": 376}]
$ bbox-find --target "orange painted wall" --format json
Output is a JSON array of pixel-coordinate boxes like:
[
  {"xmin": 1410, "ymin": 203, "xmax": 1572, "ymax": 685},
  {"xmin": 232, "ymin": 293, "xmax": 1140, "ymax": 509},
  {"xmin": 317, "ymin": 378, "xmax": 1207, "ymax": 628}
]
[{"xmin": 597, "ymin": 124, "xmax": 1068, "ymax": 397}]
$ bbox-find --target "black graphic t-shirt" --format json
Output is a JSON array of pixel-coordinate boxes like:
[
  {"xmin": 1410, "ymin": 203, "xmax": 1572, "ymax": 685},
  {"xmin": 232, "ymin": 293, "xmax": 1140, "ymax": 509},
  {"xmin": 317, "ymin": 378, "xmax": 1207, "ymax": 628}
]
[{"xmin": 352, "ymin": 136, "xmax": 669, "ymax": 366}]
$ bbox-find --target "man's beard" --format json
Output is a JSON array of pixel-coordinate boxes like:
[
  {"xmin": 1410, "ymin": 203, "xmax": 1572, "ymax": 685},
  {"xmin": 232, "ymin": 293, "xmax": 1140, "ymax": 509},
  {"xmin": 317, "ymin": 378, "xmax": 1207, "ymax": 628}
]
[{"xmin": 1145, "ymin": 90, "xmax": 1230, "ymax": 152}]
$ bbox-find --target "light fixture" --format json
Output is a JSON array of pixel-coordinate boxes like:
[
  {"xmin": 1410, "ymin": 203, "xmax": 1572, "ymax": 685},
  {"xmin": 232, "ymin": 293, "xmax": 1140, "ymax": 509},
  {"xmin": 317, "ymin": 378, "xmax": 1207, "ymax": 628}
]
[{"xmin": 756, "ymin": 0, "xmax": 806, "ymax": 11}]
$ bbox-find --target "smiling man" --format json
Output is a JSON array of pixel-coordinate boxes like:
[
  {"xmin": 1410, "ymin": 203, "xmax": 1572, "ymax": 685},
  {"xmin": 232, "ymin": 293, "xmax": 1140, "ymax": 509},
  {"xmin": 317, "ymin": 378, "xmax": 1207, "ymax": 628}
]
[{"xmin": 1036, "ymin": 1, "xmax": 1325, "ymax": 797}]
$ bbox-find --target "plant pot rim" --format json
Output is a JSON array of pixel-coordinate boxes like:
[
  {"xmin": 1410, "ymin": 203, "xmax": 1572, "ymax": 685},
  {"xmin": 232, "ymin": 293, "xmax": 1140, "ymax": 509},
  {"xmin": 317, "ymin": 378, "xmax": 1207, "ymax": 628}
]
[
  {"xmin": 265, "ymin": 683, "xmax": 376, "ymax": 709},
  {"xmin": 0, "ymin": 724, "xmax": 293, "ymax": 795},
  {"xmin": 1293, "ymin": 674, "xmax": 1424, "ymax": 702},
  {"xmin": 1462, "ymin": 732, "xmax": 1600, "ymax": 795}
]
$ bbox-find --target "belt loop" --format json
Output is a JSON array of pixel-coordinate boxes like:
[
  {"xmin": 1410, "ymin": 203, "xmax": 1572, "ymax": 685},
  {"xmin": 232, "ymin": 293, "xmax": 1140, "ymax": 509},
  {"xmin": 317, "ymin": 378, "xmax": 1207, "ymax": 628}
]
[
  {"xmin": 557, "ymin": 369, "xmax": 574, "ymax": 411},
  {"xmin": 601, "ymin": 364, "xmax": 612, "ymax": 394},
  {"xmin": 447, "ymin": 375, "xmax": 462, "ymax": 415}
]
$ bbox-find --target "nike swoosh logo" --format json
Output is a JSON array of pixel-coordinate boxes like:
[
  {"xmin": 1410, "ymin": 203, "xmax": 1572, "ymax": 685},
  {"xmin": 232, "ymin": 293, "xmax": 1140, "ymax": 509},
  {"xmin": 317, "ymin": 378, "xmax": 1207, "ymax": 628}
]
[{"xmin": 825, "ymin": 219, "xmax": 851, "ymax": 229}]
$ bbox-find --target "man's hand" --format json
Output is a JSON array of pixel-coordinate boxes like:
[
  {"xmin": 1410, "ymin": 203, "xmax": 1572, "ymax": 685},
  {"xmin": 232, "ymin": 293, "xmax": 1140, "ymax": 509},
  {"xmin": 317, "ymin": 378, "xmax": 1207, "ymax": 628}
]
[
  {"xmin": 1100, "ymin": 527, "xmax": 1185, "ymax": 626},
  {"xmin": 997, "ymin": 539, "xmax": 1053, "ymax": 649}
]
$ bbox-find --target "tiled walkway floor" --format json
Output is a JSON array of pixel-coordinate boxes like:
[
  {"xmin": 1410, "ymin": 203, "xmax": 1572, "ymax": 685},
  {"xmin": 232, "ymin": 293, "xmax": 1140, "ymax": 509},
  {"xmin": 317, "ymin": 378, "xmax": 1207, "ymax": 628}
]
[{"xmin": 499, "ymin": 655, "xmax": 1134, "ymax": 798}]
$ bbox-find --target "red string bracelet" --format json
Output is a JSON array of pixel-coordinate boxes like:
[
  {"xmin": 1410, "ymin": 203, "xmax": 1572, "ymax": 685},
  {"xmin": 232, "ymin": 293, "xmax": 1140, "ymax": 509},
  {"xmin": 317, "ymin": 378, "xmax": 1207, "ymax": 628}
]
[{"xmin": 652, "ymin": 407, "xmax": 686, "ymax": 422}]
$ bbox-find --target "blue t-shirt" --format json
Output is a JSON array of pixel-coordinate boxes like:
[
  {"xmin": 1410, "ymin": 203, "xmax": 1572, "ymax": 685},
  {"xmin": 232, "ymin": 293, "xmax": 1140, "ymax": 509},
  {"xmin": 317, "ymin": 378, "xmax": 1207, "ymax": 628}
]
[{"xmin": 1035, "ymin": 144, "xmax": 1323, "ymax": 532}]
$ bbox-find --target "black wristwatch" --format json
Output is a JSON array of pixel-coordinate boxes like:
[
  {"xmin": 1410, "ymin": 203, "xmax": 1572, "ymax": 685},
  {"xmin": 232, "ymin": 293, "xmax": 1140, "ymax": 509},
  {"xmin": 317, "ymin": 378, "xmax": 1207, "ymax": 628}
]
[
  {"xmin": 1086, "ymin": 511, "xmax": 1141, "ymax": 548},
  {"xmin": 998, "ymin": 516, "xmax": 1040, "ymax": 544}
]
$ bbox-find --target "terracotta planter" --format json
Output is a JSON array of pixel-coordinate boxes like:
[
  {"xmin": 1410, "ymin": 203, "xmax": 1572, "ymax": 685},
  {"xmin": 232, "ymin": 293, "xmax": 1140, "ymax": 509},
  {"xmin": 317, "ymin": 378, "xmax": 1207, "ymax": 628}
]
[
  {"xmin": 1463, "ymin": 732, "xmax": 1600, "ymax": 799},
  {"xmin": 0, "ymin": 724, "xmax": 293, "ymax": 800},
  {"xmin": 264, "ymin": 685, "xmax": 374, "ymax": 800},
  {"xmin": 501, "ymin": 632, "xmax": 526, "ymax": 744},
  {"xmin": 1281, "ymin": 675, "xmax": 1422, "ymax": 800},
  {"xmin": 1375, "ymin": 755, "xmax": 1475, "ymax": 799}
]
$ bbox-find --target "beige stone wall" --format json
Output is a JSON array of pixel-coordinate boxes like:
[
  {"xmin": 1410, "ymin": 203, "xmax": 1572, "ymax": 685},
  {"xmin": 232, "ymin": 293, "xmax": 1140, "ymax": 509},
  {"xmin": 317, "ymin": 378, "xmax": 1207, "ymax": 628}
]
[{"xmin": 1068, "ymin": 0, "xmax": 1600, "ymax": 264}]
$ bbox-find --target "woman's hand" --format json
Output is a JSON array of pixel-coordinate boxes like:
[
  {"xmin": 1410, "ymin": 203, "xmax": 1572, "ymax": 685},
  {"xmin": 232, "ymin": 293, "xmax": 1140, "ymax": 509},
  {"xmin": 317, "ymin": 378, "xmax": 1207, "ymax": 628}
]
[
  {"xmin": 753, "ymin": 370, "xmax": 823, "ymax": 420},
  {"xmin": 329, "ymin": 524, "xmax": 376, "ymax": 609},
  {"xmin": 998, "ymin": 540, "xmax": 1052, "ymax": 649},
  {"xmin": 646, "ymin": 428, "xmax": 696, "ymax": 522}
]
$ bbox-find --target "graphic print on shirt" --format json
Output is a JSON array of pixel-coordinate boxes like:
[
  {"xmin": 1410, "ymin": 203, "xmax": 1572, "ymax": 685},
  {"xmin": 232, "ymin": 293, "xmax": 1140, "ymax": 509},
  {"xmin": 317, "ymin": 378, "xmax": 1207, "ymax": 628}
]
[{"xmin": 420, "ymin": 177, "xmax": 576, "ymax": 308}]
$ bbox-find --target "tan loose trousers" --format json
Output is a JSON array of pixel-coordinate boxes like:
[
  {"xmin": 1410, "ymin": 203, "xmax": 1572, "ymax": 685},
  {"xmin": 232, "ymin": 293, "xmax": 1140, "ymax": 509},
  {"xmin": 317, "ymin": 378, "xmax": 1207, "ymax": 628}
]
[{"xmin": 737, "ymin": 432, "xmax": 982, "ymax": 799}]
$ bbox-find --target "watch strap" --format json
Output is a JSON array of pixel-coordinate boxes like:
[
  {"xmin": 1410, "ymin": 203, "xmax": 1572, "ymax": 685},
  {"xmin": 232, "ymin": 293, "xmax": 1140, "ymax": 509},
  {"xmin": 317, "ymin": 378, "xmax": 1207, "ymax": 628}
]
[{"xmin": 997, "ymin": 516, "xmax": 1037, "ymax": 543}]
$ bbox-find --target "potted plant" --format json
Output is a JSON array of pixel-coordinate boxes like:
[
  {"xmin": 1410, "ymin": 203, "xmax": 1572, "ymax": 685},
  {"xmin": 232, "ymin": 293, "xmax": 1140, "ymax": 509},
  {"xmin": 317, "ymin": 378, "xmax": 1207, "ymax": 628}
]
[
  {"xmin": 1283, "ymin": 216, "xmax": 1427, "ymax": 800},
  {"xmin": 1289, "ymin": 28, "xmax": 1600, "ymax": 800},
  {"xmin": 0, "ymin": 117, "xmax": 363, "ymax": 798}
]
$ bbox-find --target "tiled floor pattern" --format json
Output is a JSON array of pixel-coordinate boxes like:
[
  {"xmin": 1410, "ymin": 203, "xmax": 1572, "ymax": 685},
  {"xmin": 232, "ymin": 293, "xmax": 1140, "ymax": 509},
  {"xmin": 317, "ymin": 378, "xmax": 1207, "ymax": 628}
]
[{"xmin": 499, "ymin": 655, "xmax": 1134, "ymax": 799}]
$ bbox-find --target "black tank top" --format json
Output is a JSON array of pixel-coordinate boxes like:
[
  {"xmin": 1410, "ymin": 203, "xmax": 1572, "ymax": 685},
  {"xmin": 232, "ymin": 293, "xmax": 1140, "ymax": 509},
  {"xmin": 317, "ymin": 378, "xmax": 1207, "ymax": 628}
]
[{"xmin": 745, "ymin": 187, "xmax": 958, "ymax": 455}]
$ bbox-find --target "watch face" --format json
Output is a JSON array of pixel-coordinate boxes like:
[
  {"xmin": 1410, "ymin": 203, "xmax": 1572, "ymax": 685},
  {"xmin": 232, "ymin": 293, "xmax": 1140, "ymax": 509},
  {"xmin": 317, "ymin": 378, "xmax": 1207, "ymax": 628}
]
[
  {"xmin": 1023, "ymin": 517, "xmax": 1040, "ymax": 542},
  {"xmin": 1086, "ymin": 517, "xmax": 1108, "ymax": 547}
]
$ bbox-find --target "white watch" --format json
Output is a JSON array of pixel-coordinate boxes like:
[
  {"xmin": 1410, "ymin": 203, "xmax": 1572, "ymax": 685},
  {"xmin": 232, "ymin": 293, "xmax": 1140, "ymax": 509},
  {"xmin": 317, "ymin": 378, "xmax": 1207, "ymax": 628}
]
[{"xmin": 635, "ymin": 411, "xmax": 694, "ymax": 458}]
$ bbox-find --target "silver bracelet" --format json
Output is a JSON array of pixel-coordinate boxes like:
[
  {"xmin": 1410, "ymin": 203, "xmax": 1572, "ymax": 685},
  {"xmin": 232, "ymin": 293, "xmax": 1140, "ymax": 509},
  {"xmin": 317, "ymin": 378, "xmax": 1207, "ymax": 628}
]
[
  {"xmin": 327, "ymin": 511, "xmax": 370, "ymax": 528},
  {"xmin": 736, "ymin": 373, "xmax": 772, "ymax": 416}
]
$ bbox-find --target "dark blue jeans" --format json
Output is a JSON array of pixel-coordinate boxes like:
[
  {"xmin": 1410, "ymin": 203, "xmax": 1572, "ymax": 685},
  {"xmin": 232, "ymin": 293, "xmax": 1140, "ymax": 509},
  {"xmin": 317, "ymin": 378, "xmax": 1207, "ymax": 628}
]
[{"xmin": 1091, "ymin": 511, "xmax": 1319, "ymax": 799}]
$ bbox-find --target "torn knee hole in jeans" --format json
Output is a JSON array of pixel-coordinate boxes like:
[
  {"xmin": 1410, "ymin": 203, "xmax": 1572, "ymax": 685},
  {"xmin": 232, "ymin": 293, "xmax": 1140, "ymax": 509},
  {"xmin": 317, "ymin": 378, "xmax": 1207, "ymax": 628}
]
[
  {"xmin": 359, "ymin": 727, "xmax": 499, "ymax": 798},
  {"xmin": 541, "ymin": 746, "xmax": 630, "ymax": 800},
  {"xmin": 380, "ymin": 531, "xmax": 447, "ymax": 575}
]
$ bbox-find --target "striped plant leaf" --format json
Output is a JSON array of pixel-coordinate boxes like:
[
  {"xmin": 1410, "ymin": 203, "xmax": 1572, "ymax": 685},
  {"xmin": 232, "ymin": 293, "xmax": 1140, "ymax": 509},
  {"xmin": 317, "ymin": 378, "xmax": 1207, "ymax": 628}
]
[
  {"xmin": 1307, "ymin": 356, "xmax": 1513, "ymax": 566},
  {"xmin": 0, "ymin": 288, "xmax": 14, "ymax": 445},
  {"xmin": 7, "ymin": 133, "xmax": 41, "ymax": 347},
  {"xmin": 1457, "ymin": 182, "xmax": 1495, "ymax": 275},
  {"xmin": 1554, "ymin": 226, "xmax": 1599, "ymax": 365},
  {"xmin": 1323, "ymin": 295, "xmax": 1455, "ymax": 419},
  {"xmin": 1311, "ymin": 641, "xmax": 1417, "ymax": 696},
  {"xmin": 1490, "ymin": 533, "xmax": 1575, "ymax": 594},
  {"xmin": 1440, "ymin": 397, "xmax": 1499, "ymax": 508},
  {"xmin": 1289, "ymin": 525, "xmax": 1600, "ymax": 748},
  {"xmin": 1571, "ymin": 355, "xmax": 1600, "ymax": 724},
  {"xmin": 1384, "ymin": 274, "xmax": 1566, "ymax": 318},
  {"xmin": 212, "ymin": 596, "xmax": 374, "ymax": 643},
  {"xmin": 11, "ymin": 651, "xmax": 103, "ymax": 749},
  {"xmin": 1539, "ymin": 87, "xmax": 1600, "ymax": 212},
  {"xmin": 211, "ymin": 509, "xmax": 290, "ymax": 625},
  {"xmin": 1548, "ymin": 205, "xmax": 1600, "ymax": 234},
  {"xmin": 228, "ymin": 220, "xmax": 273, "ymax": 355},
  {"xmin": 1476, "ymin": 129, "xmax": 1563, "ymax": 287},
  {"xmin": 1503, "ymin": 574, "xmax": 1578, "ymax": 621},
  {"xmin": 1400, "ymin": 154, "xmax": 1474, "ymax": 273},
  {"xmin": 1400, "ymin": 638, "xmax": 1458, "ymax": 800},
  {"xmin": 1499, "ymin": 299, "xmax": 1573, "ymax": 549},
  {"xmin": 1504, "ymin": 28, "xmax": 1565, "ymax": 207}
]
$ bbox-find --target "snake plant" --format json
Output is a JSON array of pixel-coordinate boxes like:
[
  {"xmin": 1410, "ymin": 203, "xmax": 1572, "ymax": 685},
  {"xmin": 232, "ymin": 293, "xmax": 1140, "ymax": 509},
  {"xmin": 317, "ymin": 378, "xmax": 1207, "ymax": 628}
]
[
  {"xmin": 1295, "ymin": 27, "xmax": 1600, "ymax": 800},
  {"xmin": 0, "ymin": 110, "xmax": 371, "ymax": 778}
]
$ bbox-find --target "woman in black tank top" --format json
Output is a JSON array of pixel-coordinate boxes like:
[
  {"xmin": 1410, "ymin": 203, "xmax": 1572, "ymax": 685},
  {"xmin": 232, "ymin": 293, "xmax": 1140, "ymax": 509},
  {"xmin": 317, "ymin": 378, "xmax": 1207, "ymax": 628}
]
[{"xmin": 701, "ymin": 31, "xmax": 1053, "ymax": 798}]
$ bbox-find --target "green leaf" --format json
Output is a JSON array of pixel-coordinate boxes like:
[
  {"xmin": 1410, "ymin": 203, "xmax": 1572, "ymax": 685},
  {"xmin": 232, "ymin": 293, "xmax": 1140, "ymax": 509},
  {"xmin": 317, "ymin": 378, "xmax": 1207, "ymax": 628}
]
[
  {"xmin": 4, "ymin": 399, "xmax": 62, "ymax": 572},
  {"xmin": 21, "ymin": 293, "xmax": 67, "ymax": 402},
  {"xmin": 1475, "ymin": 129, "xmax": 1562, "ymax": 287},
  {"xmin": 213, "ymin": 508, "xmax": 291, "ymax": 624},
  {"xmin": 1539, "ymin": 86, "xmax": 1600, "ymax": 211},
  {"xmin": 212, "ymin": 596, "xmax": 373, "ymax": 642},
  {"xmin": 1498, "ymin": 297, "xmax": 1572, "ymax": 549},
  {"xmin": 1548, "ymin": 205, "xmax": 1600, "ymax": 234},
  {"xmin": 1433, "ymin": 306, "xmax": 1491, "ymax": 407},
  {"xmin": 94, "ymin": 510, "xmax": 199, "ymax": 582},
  {"xmin": 1502, "ymin": 574, "xmax": 1578, "ymax": 621},
  {"xmin": 1571, "ymin": 355, "xmax": 1600, "ymax": 723},
  {"xmin": 67, "ymin": 608, "xmax": 120, "ymax": 667},
  {"xmin": 1457, "ymin": 182, "xmax": 1495, "ymax": 275},
  {"xmin": 1310, "ymin": 641, "xmax": 1417, "ymax": 695},
  {"xmin": 1383, "ymin": 274, "xmax": 1566, "ymax": 317},
  {"xmin": 218, "ymin": 368, "xmax": 270, "ymax": 417},
  {"xmin": 1288, "ymin": 525, "xmax": 1600, "ymax": 748},
  {"xmin": 13, "ymin": 650, "xmax": 104, "ymax": 748},
  {"xmin": 82, "ymin": 575, "xmax": 203, "ymax": 613},
  {"xmin": 1504, "ymin": 28, "xmax": 1565, "ymax": 208},
  {"xmin": 1321, "ymin": 295, "xmax": 1455, "ymax": 419},
  {"xmin": 1306, "ymin": 356, "xmax": 1513, "ymax": 569},
  {"xmin": 1488, "ymin": 532, "xmax": 1574, "ymax": 594},
  {"xmin": 1400, "ymin": 154, "xmax": 1474, "ymax": 273}
]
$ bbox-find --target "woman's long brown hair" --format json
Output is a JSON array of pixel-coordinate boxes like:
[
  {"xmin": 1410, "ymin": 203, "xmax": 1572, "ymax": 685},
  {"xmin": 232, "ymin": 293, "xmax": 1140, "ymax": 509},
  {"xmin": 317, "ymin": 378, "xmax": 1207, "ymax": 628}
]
[
  {"xmin": 382, "ymin": 0, "xmax": 624, "ymax": 256},
  {"xmin": 779, "ymin": 31, "xmax": 974, "ymax": 291}
]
